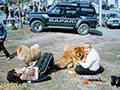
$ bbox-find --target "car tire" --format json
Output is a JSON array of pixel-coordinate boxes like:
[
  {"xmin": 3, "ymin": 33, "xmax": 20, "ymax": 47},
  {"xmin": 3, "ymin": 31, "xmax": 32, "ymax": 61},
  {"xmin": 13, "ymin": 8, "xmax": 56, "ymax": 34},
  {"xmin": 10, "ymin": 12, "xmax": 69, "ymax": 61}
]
[
  {"xmin": 31, "ymin": 20, "xmax": 43, "ymax": 32},
  {"xmin": 77, "ymin": 23, "xmax": 89, "ymax": 35}
]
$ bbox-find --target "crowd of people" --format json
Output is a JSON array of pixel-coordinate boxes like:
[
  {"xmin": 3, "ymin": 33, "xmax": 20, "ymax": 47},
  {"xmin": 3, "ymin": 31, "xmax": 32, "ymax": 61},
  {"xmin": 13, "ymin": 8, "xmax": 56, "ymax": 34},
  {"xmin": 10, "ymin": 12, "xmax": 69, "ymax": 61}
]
[{"xmin": 3, "ymin": 2, "xmax": 54, "ymax": 20}]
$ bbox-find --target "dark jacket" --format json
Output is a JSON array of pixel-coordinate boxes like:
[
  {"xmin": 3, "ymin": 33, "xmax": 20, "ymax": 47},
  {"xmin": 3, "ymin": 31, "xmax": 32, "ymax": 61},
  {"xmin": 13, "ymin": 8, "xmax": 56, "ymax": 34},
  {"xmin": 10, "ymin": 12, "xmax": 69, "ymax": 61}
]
[{"xmin": 0, "ymin": 23, "xmax": 7, "ymax": 42}]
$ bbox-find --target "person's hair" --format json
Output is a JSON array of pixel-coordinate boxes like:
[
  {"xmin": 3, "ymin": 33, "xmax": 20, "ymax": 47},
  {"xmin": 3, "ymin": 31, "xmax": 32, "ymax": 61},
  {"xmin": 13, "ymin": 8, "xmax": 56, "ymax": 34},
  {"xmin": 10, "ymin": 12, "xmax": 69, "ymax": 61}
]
[
  {"xmin": 7, "ymin": 69, "xmax": 16, "ymax": 77},
  {"xmin": 84, "ymin": 42, "xmax": 92, "ymax": 48},
  {"xmin": 7, "ymin": 69, "xmax": 22, "ymax": 83}
]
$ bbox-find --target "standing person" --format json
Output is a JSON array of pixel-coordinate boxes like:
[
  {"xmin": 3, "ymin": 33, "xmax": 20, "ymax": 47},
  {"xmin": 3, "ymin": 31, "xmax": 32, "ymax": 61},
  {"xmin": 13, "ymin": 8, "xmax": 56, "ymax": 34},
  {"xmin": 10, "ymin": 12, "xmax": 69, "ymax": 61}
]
[
  {"xmin": 14, "ymin": 4, "xmax": 19, "ymax": 17},
  {"xmin": 34, "ymin": 4, "xmax": 38, "ymax": 12},
  {"xmin": 9, "ymin": 3, "xmax": 14, "ymax": 18},
  {"xmin": 75, "ymin": 42, "xmax": 103, "ymax": 75},
  {"xmin": 0, "ymin": 23, "xmax": 11, "ymax": 60},
  {"xmin": 5, "ymin": 4, "xmax": 9, "ymax": 19}
]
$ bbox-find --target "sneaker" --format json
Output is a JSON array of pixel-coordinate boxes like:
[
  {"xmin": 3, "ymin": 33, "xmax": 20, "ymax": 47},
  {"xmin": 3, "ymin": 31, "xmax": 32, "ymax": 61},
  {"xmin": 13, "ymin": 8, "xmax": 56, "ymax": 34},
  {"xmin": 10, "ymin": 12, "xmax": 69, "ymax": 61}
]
[{"xmin": 7, "ymin": 57, "xmax": 11, "ymax": 60}]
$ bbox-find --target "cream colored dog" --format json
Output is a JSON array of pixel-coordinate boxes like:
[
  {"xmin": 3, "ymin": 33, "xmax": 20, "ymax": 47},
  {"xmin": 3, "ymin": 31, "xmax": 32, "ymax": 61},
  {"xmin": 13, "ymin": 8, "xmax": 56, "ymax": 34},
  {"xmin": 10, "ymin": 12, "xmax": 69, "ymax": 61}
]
[
  {"xmin": 25, "ymin": 44, "xmax": 41, "ymax": 66},
  {"xmin": 17, "ymin": 45, "xmax": 30, "ymax": 61},
  {"xmin": 17, "ymin": 44, "xmax": 41, "ymax": 66}
]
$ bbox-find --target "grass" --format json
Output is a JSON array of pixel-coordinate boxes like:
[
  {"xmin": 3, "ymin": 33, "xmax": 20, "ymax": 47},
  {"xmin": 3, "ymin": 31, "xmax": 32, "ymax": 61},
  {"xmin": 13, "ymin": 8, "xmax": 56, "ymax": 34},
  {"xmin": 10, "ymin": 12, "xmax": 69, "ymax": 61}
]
[{"xmin": 6, "ymin": 27, "xmax": 30, "ymax": 40}]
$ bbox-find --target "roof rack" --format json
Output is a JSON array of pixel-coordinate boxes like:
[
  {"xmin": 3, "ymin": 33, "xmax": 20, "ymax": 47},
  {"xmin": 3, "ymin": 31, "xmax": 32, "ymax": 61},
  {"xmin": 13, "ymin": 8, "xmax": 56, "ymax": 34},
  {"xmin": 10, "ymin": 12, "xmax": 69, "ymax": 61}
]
[{"xmin": 72, "ymin": 0, "xmax": 92, "ymax": 6}]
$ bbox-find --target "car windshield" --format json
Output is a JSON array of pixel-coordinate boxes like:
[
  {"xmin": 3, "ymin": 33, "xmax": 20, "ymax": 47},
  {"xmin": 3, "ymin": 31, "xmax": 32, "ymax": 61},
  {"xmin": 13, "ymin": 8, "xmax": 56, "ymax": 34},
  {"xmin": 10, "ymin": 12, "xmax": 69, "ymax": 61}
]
[{"xmin": 107, "ymin": 14, "xmax": 118, "ymax": 18}]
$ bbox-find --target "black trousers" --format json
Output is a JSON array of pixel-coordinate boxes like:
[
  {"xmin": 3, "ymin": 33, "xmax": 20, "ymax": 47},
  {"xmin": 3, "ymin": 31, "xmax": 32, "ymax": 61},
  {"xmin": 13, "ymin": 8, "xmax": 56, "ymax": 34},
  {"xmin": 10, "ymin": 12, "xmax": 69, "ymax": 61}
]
[
  {"xmin": 35, "ymin": 52, "xmax": 54, "ymax": 76},
  {"xmin": 75, "ymin": 66, "xmax": 101, "ymax": 75},
  {"xmin": 0, "ymin": 42, "xmax": 10, "ymax": 58}
]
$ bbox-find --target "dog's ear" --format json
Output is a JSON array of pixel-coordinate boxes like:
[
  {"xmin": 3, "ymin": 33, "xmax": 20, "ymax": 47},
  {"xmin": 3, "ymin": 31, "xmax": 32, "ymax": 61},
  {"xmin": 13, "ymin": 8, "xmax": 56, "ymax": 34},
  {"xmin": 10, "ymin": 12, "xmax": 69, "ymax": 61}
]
[
  {"xmin": 73, "ymin": 47, "xmax": 78, "ymax": 53},
  {"xmin": 18, "ymin": 46, "xmax": 22, "ymax": 53},
  {"xmin": 74, "ymin": 47, "xmax": 78, "ymax": 50}
]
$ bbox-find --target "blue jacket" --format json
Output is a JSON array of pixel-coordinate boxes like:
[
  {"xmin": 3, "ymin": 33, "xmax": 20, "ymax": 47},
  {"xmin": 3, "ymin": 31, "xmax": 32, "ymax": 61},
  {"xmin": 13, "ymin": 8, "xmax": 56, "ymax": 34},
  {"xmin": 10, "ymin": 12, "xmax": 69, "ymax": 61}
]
[{"xmin": 0, "ymin": 23, "xmax": 7, "ymax": 42}]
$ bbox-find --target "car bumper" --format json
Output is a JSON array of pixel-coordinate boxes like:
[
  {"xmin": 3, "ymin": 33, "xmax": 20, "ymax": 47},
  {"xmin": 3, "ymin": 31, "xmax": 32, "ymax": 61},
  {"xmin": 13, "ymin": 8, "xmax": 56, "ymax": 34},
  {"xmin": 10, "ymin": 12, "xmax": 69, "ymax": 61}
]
[
  {"xmin": 107, "ymin": 23, "xmax": 120, "ymax": 26},
  {"xmin": 111, "ymin": 24, "xmax": 120, "ymax": 26},
  {"xmin": 107, "ymin": 22, "xmax": 120, "ymax": 26}
]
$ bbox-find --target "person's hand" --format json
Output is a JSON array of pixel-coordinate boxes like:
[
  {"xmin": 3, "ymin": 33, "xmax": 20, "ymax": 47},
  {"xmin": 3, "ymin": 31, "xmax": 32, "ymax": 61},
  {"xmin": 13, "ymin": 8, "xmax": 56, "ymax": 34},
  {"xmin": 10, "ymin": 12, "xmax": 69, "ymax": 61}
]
[
  {"xmin": 1, "ymin": 36, "xmax": 5, "ymax": 39},
  {"xmin": 78, "ymin": 61, "xmax": 81, "ymax": 64},
  {"xmin": 0, "ymin": 36, "xmax": 1, "ymax": 39}
]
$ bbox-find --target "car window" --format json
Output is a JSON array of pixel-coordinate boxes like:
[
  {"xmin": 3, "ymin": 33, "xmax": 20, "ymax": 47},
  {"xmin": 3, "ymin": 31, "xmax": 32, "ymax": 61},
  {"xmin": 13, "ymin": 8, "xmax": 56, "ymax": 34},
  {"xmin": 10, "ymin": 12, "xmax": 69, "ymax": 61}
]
[
  {"xmin": 66, "ymin": 6, "xmax": 79, "ymax": 18},
  {"xmin": 108, "ymin": 14, "xmax": 118, "ymax": 18},
  {"xmin": 80, "ymin": 8, "xmax": 95, "ymax": 16},
  {"xmin": 51, "ymin": 6, "xmax": 64, "ymax": 15}
]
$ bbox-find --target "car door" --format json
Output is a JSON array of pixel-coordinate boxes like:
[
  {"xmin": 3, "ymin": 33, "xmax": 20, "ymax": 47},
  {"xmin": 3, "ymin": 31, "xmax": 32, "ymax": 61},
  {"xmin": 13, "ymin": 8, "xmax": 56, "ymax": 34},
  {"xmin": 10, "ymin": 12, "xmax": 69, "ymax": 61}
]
[
  {"xmin": 64, "ymin": 6, "xmax": 80, "ymax": 27},
  {"xmin": 80, "ymin": 7, "xmax": 97, "ymax": 28},
  {"xmin": 47, "ymin": 5, "xmax": 65, "ymax": 26}
]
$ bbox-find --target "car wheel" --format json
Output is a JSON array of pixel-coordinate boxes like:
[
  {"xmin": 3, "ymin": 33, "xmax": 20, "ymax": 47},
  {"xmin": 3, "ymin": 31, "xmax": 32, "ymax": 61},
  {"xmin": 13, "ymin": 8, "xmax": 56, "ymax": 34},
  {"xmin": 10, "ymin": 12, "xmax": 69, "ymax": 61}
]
[
  {"xmin": 31, "ymin": 20, "xmax": 43, "ymax": 32},
  {"xmin": 77, "ymin": 23, "xmax": 89, "ymax": 35}
]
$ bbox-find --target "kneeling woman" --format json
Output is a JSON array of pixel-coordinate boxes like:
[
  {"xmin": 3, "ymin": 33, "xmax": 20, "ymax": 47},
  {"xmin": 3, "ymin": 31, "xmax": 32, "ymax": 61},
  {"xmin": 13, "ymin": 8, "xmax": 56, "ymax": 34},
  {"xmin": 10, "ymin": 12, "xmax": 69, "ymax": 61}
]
[{"xmin": 75, "ymin": 42, "xmax": 104, "ymax": 75}]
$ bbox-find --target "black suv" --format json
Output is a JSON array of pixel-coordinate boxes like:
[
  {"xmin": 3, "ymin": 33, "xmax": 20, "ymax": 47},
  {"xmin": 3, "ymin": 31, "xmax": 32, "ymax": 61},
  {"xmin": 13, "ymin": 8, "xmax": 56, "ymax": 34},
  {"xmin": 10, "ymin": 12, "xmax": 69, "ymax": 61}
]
[{"xmin": 27, "ymin": 2, "xmax": 98, "ymax": 35}]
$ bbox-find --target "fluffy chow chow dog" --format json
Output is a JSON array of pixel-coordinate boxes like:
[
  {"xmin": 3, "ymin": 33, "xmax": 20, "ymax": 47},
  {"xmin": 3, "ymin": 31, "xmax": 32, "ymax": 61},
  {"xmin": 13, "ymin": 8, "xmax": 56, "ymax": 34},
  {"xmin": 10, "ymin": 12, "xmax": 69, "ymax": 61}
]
[
  {"xmin": 73, "ymin": 46, "xmax": 87, "ymax": 63},
  {"xmin": 17, "ymin": 45, "xmax": 30, "ymax": 61},
  {"xmin": 72, "ymin": 46, "xmax": 87, "ymax": 69},
  {"xmin": 25, "ymin": 44, "xmax": 41, "ymax": 66},
  {"xmin": 56, "ymin": 44, "xmax": 73, "ymax": 69},
  {"xmin": 56, "ymin": 44, "xmax": 87, "ymax": 72}
]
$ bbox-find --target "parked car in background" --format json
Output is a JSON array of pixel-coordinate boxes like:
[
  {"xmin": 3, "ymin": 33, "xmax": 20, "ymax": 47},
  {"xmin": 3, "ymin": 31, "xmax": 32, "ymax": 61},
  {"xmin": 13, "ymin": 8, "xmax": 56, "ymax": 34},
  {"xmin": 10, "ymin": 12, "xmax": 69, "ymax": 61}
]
[
  {"xmin": 102, "ymin": 13, "xmax": 120, "ymax": 28},
  {"xmin": 26, "ymin": 2, "xmax": 98, "ymax": 35}
]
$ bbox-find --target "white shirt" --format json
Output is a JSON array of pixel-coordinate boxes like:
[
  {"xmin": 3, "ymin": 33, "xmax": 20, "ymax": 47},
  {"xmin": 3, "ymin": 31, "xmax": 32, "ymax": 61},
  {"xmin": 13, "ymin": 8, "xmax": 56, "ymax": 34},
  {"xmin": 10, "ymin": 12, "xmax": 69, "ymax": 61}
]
[{"xmin": 78, "ymin": 48, "xmax": 100, "ymax": 71}]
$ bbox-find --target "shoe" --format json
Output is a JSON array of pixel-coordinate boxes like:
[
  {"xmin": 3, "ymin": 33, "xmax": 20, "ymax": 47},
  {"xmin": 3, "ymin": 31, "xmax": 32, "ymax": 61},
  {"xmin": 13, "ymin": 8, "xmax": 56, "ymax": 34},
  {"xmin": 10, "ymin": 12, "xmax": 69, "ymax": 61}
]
[{"xmin": 7, "ymin": 57, "xmax": 11, "ymax": 60}]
